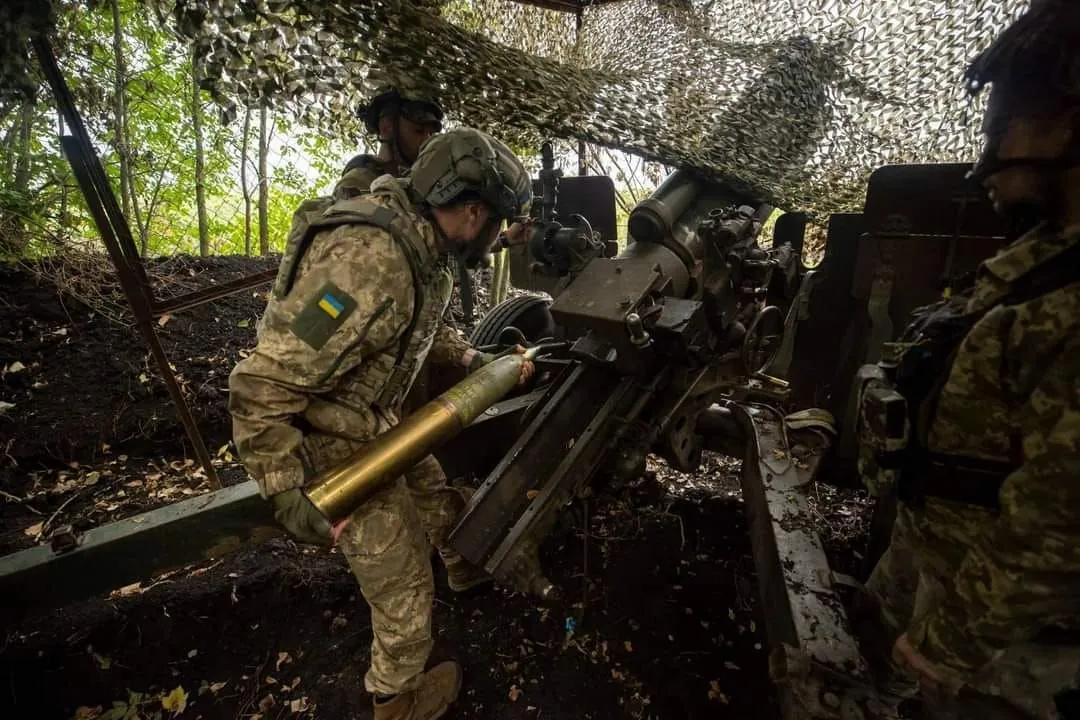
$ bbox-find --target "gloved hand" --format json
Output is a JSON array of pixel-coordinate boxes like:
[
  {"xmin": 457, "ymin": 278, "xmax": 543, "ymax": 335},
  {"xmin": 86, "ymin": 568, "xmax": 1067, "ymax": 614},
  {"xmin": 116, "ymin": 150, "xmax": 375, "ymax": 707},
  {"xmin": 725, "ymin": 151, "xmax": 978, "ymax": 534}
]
[
  {"xmin": 467, "ymin": 349, "xmax": 498, "ymax": 372},
  {"xmin": 270, "ymin": 488, "xmax": 333, "ymax": 546},
  {"xmin": 466, "ymin": 345, "xmax": 535, "ymax": 386}
]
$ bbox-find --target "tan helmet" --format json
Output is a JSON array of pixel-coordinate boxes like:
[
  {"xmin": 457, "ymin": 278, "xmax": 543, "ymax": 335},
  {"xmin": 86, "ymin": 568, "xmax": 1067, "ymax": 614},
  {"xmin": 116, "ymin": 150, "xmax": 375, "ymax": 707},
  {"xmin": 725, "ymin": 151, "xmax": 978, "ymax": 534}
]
[{"xmin": 410, "ymin": 127, "xmax": 532, "ymax": 221}]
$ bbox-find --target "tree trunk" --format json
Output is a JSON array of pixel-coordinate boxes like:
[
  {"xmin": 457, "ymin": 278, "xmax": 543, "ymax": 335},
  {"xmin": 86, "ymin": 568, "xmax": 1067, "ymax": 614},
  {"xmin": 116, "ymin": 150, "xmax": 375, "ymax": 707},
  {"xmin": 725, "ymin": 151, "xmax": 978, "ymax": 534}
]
[
  {"xmin": 7, "ymin": 104, "xmax": 33, "ymax": 255},
  {"xmin": 240, "ymin": 106, "xmax": 252, "ymax": 256},
  {"xmin": 110, "ymin": 0, "xmax": 132, "ymax": 220},
  {"xmin": 192, "ymin": 51, "xmax": 209, "ymax": 257},
  {"xmin": 57, "ymin": 109, "xmax": 69, "ymax": 234},
  {"xmin": 2, "ymin": 120, "xmax": 18, "ymax": 186},
  {"xmin": 132, "ymin": 172, "xmax": 148, "ymax": 254},
  {"xmin": 258, "ymin": 106, "xmax": 269, "ymax": 256}
]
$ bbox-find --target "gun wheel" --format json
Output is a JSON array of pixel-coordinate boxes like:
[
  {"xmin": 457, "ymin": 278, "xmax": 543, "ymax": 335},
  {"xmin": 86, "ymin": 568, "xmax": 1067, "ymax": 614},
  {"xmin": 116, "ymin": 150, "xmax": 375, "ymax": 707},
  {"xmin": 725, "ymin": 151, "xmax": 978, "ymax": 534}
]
[{"xmin": 469, "ymin": 294, "xmax": 556, "ymax": 348}]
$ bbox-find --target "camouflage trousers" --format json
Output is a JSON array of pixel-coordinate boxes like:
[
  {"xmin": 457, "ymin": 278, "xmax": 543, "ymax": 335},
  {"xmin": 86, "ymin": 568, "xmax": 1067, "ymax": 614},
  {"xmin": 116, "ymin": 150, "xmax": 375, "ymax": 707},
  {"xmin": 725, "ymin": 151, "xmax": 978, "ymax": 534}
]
[
  {"xmin": 865, "ymin": 502, "xmax": 1080, "ymax": 719},
  {"xmin": 334, "ymin": 454, "xmax": 469, "ymax": 696},
  {"xmin": 404, "ymin": 454, "xmax": 470, "ymax": 557}
]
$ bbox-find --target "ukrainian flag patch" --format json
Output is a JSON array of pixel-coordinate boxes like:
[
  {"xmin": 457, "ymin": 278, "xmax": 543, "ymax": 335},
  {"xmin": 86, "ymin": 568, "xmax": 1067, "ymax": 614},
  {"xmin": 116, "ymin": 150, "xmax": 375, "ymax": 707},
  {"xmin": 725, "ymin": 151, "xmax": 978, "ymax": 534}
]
[
  {"xmin": 291, "ymin": 281, "xmax": 359, "ymax": 351},
  {"xmin": 318, "ymin": 292, "xmax": 345, "ymax": 319}
]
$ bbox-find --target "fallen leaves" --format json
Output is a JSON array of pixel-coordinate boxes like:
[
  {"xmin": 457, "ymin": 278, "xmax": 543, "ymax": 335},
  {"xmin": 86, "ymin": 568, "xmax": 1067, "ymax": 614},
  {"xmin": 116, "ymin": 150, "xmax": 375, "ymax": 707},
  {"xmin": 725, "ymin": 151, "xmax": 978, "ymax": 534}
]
[
  {"xmin": 708, "ymin": 680, "xmax": 729, "ymax": 704},
  {"xmin": 258, "ymin": 693, "xmax": 275, "ymax": 713},
  {"xmin": 160, "ymin": 686, "xmax": 188, "ymax": 714},
  {"xmin": 87, "ymin": 645, "xmax": 112, "ymax": 670}
]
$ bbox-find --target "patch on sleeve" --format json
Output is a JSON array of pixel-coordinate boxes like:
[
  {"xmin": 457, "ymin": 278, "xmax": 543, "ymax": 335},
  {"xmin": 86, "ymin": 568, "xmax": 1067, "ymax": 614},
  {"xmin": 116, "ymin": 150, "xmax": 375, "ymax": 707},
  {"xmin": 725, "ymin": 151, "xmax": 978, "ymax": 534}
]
[{"xmin": 290, "ymin": 282, "xmax": 358, "ymax": 351}]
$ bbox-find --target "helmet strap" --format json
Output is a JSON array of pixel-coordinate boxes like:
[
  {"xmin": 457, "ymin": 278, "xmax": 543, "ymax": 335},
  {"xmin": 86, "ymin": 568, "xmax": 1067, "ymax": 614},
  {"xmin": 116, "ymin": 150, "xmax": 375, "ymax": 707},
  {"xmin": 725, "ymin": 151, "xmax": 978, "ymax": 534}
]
[{"xmin": 969, "ymin": 125, "xmax": 1080, "ymax": 228}]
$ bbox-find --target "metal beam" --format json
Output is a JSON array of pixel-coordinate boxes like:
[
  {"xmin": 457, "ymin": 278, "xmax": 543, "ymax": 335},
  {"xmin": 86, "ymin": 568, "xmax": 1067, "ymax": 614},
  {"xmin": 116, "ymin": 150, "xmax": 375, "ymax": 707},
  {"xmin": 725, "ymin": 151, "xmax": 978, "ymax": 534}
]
[
  {"xmin": 0, "ymin": 482, "xmax": 279, "ymax": 626},
  {"xmin": 152, "ymin": 268, "xmax": 278, "ymax": 315},
  {"xmin": 36, "ymin": 37, "xmax": 222, "ymax": 489}
]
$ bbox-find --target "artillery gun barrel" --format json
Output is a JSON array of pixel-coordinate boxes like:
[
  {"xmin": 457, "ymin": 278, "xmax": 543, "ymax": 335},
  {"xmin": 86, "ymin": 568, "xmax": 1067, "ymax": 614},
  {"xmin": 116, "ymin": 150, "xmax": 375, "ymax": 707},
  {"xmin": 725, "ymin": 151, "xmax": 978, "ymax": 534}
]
[{"xmin": 305, "ymin": 351, "xmax": 536, "ymax": 523}]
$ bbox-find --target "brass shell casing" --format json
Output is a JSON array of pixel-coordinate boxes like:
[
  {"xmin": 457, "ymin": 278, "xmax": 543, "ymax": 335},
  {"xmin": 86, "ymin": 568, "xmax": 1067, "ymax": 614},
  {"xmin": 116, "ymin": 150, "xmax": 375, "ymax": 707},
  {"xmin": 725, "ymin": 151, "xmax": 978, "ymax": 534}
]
[{"xmin": 305, "ymin": 352, "xmax": 530, "ymax": 522}]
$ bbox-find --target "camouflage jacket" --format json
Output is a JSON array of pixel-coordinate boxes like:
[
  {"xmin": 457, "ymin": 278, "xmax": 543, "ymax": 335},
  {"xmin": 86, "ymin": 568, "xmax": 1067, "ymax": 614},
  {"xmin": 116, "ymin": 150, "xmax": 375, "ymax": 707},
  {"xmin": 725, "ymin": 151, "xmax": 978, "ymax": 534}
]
[
  {"xmin": 228, "ymin": 176, "xmax": 471, "ymax": 497},
  {"xmin": 332, "ymin": 153, "xmax": 401, "ymax": 201},
  {"xmin": 904, "ymin": 222, "xmax": 1080, "ymax": 678}
]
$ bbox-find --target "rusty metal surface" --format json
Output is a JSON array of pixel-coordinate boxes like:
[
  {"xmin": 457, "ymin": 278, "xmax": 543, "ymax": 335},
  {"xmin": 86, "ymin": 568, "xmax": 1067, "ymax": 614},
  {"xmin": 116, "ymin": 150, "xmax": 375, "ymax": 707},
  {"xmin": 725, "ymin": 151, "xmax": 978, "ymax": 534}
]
[{"xmin": 730, "ymin": 403, "xmax": 888, "ymax": 719}]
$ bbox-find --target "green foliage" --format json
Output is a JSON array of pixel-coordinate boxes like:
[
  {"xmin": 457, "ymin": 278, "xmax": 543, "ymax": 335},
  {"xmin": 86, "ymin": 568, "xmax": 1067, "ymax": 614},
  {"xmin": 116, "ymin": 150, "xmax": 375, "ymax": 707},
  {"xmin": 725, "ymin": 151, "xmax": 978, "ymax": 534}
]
[{"xmin": 1, "ymin": 0, "xmax": 354, "ymax": 259}]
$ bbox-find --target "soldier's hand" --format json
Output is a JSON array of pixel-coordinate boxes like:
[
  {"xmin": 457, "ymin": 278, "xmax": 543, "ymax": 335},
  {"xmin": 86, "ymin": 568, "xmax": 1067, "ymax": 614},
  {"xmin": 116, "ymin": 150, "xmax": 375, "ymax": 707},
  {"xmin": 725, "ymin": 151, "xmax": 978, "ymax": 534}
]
[
  {"xmin": 464, "ymin": 345, "xmax": 534, "ymax": 385},
  {"xmin": 892, "ymin": 633, "xmax": 943, "ymax": 690},
  {"xmin": 499, "ymin": 218, "xmax": 533, "ymax": 248},
  {"xmin": 508, "ymin": 344, "xmax": 535, "ymax": 386},
  {"xmin": 270, "ymin": 488, "xmax": 333, "ymax": 546}
]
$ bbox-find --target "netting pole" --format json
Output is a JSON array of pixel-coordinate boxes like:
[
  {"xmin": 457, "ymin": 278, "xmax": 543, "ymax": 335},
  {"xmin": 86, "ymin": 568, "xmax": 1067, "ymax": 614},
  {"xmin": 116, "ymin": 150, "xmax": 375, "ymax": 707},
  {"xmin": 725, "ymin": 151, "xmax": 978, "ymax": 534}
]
[{"xmin": 575, "ymin": 7, "xmax": 586, "ymax": 176}]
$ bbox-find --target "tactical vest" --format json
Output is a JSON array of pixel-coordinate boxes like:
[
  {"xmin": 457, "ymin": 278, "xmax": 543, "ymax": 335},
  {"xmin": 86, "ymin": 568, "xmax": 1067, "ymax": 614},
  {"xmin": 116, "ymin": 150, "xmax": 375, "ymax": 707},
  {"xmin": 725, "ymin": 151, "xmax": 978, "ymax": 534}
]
[
  {"xmin": 270, "ymin": 189, "xmax": 454, "ymax": 411},
  {"xmin": 332, "ymin": 155, "xmax": 397, "ymax": 201},
  {"xmin": 860, "ymin": 239, "xmax": 1080, "ymax": 510}
]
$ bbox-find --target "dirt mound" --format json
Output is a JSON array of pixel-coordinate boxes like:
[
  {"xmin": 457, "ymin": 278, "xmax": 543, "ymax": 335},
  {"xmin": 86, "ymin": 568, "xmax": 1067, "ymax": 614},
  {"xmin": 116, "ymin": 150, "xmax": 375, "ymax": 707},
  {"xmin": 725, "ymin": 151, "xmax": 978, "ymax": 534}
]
[{"xmin": 0, "ymin": 256, "xmax": 276, "ymax": 470}]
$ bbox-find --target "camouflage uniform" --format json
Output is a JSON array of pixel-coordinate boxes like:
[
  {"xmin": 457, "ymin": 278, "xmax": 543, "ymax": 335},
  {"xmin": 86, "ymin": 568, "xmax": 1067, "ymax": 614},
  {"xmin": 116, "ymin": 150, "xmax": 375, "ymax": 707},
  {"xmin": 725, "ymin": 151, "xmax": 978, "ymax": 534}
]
[
  {"xmin": 863, "ymin": 222, "xmax": 1080, "ymax": 718},
  {"xmin": 333, "ymin": 154, "xmax": 399, "ymax": 201},
  {"xmin": 228, "ymin": 174, "xmax": 472, "ymax": 695}
]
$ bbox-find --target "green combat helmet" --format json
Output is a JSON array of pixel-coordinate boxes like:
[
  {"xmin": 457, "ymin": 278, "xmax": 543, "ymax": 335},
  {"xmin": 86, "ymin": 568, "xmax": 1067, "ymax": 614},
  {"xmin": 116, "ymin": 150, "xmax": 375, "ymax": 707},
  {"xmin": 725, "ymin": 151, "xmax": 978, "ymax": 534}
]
[
  {"xmin": 357, "ymin": 68, "xmax": 444, "ymax": 137},
  {"xmin": 963, "ymin": 0, "xmax": 1080, "ymax": 185},
  {"xmin": 410, "ymin": 127, "xmax": 533, "ymax": 267}
]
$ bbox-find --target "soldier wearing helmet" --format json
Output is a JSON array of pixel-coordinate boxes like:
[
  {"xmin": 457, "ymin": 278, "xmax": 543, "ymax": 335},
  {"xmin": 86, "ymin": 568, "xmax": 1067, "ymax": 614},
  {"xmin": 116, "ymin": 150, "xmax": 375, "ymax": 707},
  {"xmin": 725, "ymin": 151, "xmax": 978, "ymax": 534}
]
[
  {"xmin": 853, "ymin": 1, "xmax": 1080, "ymax": 717},
  {"xmin": 333, "ymin": 76, "xmax": 445, "ymax": 201},
  {"xmin": 228, "ymin": 127, "xmax": 535, "ymax": 720}
]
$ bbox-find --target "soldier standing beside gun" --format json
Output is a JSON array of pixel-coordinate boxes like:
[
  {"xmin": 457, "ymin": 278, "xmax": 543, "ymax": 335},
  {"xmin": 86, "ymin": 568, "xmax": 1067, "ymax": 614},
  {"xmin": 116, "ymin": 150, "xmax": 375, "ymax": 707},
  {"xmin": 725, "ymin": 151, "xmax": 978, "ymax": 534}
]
[
  {"xmin": 854, "ymin": 2, "xmax": 1080, "ymax": 718},
  {"xmin": 334, "ymin": 75, "xmax": 444, "ymax": 200},
  {"xmin": 228, "ymin": 128, "xmax": 535, "ymax": 720}
]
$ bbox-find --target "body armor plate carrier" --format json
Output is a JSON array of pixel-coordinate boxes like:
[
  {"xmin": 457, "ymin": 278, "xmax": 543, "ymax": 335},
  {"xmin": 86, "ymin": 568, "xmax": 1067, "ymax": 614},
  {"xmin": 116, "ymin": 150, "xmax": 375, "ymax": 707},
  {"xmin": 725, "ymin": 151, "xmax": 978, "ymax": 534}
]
[{"xmin": 861, "ymin": 238, "xmax": 1080, "ymax": 510}]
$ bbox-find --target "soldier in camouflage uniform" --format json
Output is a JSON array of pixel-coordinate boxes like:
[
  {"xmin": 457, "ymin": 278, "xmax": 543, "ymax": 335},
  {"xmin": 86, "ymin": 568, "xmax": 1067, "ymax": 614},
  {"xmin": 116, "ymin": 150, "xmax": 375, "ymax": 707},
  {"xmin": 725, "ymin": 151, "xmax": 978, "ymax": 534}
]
[
  {"xmin": 334, "ymin": 76, "xmax": 444, "ymax": 201},
  {"xmin": 228, "ymin": 127, "xmax": 535, "ymax": 720},
  {"xmin": 854, "ymin": 2, "xmax": 1080, "ymax": 718}
]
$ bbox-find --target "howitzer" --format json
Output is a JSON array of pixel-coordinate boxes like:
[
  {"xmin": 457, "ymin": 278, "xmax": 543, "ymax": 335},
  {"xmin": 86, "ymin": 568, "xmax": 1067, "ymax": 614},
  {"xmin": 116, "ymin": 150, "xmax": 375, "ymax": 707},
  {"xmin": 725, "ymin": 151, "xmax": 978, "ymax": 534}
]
[
  {"xmin": 447, "ymin": 162, "xmax": 921, "ymax": 720},
  {"xmin": 450, "ymin": 167, "xmax": 794, "ymax": 599}
]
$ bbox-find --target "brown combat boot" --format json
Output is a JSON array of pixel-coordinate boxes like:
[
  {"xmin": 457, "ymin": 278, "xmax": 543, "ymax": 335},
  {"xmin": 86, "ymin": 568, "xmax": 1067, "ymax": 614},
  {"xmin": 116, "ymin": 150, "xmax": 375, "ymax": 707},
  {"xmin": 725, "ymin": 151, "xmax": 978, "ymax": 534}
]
[
  {"xmin": 373, "ymin": 661, "xmax": 463, "ymax": 720},
  {"xmin": 439, "ymin": 549, "xmax": 493, "ymax": 593}
]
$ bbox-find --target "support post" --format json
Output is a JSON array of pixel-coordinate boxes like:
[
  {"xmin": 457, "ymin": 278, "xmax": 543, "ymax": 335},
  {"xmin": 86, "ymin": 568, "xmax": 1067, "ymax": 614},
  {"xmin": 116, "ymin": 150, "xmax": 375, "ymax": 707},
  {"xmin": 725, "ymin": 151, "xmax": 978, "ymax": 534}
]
[{"xmin": 33, "ymin": 36, "xmax": 221, "ymax": 488}]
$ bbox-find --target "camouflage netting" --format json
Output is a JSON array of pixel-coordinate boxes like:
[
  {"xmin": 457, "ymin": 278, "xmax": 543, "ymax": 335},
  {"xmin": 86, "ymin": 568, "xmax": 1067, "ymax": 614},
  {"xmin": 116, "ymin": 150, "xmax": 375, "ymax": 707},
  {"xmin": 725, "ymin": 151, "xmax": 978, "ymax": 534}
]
[{"xmin": 4, "ymin": 0, "xmax": 1029, "ymax": 217}]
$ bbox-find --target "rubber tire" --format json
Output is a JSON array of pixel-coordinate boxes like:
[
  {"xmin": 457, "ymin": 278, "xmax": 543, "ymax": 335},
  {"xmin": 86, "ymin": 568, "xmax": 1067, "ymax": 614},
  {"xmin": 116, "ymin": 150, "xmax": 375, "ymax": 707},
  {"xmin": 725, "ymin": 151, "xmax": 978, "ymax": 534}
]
[{"xmin": 469, "ymin": 295, "xmax": 556, "ymax": 347}]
